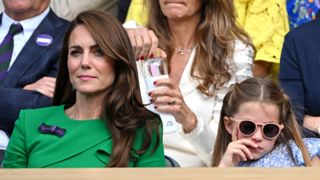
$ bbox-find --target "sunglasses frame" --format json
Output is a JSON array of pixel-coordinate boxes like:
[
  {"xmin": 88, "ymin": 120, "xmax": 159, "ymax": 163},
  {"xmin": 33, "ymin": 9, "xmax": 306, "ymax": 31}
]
[{"xmin": 229, "ymin": 117, "xmax": 284, "ymax": 140}]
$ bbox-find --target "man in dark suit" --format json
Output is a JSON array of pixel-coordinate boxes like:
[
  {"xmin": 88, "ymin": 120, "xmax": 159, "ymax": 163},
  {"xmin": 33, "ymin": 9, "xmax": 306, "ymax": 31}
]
[
  {"xmin": 279, "ymin": 19, "xmax": 320, "ymax": 138},
  {"xmin": 0, "ymin": 0, "xmax": 69, "ymax": 142}
]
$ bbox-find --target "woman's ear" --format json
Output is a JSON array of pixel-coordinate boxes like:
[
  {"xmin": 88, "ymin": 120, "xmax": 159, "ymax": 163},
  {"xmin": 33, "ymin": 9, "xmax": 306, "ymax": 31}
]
[{"xmin": 224, "ymin": 116, "xmax": 233, "ymax": 135}]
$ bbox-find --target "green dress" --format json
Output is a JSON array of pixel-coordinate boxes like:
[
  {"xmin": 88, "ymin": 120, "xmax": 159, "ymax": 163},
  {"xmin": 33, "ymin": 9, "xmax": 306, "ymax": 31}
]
[{"xmin": 3, "ymin": 105, "xmax": 165, "ymax": 168}]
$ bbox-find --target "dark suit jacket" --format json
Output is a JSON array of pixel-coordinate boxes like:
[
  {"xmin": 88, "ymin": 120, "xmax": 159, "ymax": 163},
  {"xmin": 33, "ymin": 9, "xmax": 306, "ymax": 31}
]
[
  {"xmin": 279, "ymin": 20, "xmax": 320, "ymax": 137},
  {"xmin": 0, "ymin": 9, "xmax": 69, "ymax": 136}
]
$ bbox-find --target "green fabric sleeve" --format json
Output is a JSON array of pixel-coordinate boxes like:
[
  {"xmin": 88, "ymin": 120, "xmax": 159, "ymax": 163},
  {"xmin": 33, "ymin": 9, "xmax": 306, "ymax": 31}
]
[{"xmin": 3, "ymin": 111, "xmax": 28, "ymax": 168}]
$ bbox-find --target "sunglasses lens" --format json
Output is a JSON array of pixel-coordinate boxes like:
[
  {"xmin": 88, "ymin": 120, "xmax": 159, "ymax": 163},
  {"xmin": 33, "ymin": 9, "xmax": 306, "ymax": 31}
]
[
  {"xmin": 239, "ymin": 121, "xmax": 256, "ymax": 135},
  {"xmin": 263, "ymin": 124, "xmax": 280, "ymax": 138}
]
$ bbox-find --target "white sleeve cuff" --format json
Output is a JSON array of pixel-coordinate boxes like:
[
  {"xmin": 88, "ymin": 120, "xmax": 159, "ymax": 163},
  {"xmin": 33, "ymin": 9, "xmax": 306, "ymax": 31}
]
[
  {"xmin": 123, "ymin": 20, "xmax": 138, "ymax": 29},
  {"xmin": 181, "ymin": 116, "xmax": 204, "ymax": 139},
  {"xmin": 180, "ymin": 117, "xmax": 215, "ymax": 166}
]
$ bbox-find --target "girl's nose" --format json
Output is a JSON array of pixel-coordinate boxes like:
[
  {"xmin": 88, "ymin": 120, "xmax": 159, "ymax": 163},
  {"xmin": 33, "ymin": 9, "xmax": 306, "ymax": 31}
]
[{"xmin": 251, "ymin": 127, "xmax": 263, "ymax": 141}]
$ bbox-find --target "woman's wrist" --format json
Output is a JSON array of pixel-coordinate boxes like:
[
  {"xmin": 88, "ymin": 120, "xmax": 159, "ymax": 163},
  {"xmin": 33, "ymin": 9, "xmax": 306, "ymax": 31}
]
[{"xmin": 182, "ymin": 113, "xmax": 197, "ymax": 133}]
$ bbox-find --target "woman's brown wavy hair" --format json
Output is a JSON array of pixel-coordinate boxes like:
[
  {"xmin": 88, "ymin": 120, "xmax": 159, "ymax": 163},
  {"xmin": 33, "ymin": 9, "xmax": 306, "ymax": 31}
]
[
  {"xmin": 212, "ymin": 78, "xmax": 311, "ymax": 166},
  {"xmin": 53, "ymin": 10, "xmax": 161, "ymax": 167},
  {"xmin": 146, "ymin": 0, "xmax": 253, "ymax": 96}
]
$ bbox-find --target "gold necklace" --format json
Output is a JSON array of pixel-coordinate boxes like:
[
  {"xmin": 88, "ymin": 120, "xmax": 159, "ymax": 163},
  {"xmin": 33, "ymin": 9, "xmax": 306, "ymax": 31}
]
[{"xmin": 174, "ymin": 46, "xmax": 194, "ymax": 55}]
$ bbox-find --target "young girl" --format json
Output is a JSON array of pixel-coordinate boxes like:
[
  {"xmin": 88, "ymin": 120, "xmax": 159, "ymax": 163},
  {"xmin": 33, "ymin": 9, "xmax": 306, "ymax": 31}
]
[{"xmin": 212, "ymin": 78, "xmax": 320, "ymax": 167}]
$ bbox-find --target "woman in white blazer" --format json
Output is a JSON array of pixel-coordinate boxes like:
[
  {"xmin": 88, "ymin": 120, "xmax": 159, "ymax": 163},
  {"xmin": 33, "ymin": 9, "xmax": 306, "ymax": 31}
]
[{"xmin": 127, "ymin": 0, "xmax": 254, "ymax": 167}]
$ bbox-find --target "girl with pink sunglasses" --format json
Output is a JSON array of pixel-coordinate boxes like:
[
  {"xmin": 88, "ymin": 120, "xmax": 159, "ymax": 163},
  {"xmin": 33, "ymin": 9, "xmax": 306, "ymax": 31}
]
[{"xmin": 212, "ymin": 78, "xmax": 320, "ymax": 167}]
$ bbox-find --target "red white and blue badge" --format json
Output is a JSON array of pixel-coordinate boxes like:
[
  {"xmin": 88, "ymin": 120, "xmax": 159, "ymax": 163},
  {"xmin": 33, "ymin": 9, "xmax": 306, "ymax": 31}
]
[{"xmin": 36, "ymin": 34, "xmax": 53, "ymax": 46}]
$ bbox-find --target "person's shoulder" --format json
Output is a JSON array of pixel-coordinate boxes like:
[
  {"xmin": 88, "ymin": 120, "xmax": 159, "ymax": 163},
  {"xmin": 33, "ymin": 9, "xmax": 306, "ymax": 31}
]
[
  {"xmin": 20, "ymin": 105, "xmax": 64, "ymax": 118},
  {"xmin": 286, "ymin": 20, "xmax": 320, "ymax": 39},
  {"xmin": 232, "ymin": 39, "xmax": 254, "ymax": 64},
  {"xmin": 15, "ymin": 105, "xmax": 64, "ymax": 131},
  {"xmin": 46, "ymin": 8, "xmax": 70, "ymax": 27},
  {"xmin": 234, "ymin": 39, "xmax": 252, "ymax": 50},
  {"xmin": 302, "ymin": 138, "xmax": 320, "ymax": 151},
  {"xmin": 287, "ymin": 138, "xmax": 320, "ymax": 166}
]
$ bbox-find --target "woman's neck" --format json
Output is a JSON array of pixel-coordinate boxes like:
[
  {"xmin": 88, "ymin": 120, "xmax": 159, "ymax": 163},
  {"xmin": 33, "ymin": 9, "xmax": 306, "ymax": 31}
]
[
  {"xmin": 168, "ymin": 15, "xmax": 200, "ymax": 49},
  {"xmin": 66, "ymin": 93, "xmax": 104, "ymax": 120}
]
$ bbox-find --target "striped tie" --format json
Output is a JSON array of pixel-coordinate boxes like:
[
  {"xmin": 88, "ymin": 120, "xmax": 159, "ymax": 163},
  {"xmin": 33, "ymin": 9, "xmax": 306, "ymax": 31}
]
[{"xmin": 0, "ymin": 23, "xmax": 23, "ymax": 83}]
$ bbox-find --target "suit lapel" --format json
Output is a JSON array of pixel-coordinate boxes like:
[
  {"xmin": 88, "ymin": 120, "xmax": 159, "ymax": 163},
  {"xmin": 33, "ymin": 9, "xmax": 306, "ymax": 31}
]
[
  {"xmin": 179, "ymin": 48, "xmax": 199, "ymax": 96},
  {"xmin": 3, "ymin": 10, "xmax": 63, "ymax": 86}
]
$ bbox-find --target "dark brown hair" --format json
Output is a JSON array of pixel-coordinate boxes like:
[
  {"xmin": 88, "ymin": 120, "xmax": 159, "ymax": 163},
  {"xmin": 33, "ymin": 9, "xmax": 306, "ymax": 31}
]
[
  {"xmin": 146, "ymin": 0, "xmax": 252, "ymax": 96},
  {"xmin": 53, "ymin": 10, "xmax": 160, "ymax": 167},
  {"xmin": 212, "ymin": 78, "xmax": 311, "ymax": 166}
]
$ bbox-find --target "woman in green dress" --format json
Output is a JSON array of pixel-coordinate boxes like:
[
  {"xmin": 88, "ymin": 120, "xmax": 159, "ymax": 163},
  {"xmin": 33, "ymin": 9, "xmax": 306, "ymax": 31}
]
[{"xmin": 3, "ymin": 10, "xmax": 165, "ymax": 168}]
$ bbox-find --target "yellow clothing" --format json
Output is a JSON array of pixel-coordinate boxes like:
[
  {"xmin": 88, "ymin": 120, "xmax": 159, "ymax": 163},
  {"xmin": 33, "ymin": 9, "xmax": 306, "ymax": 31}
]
[
  {"xmin": 126, "ymin": 0, "xmax": 147, "ymax": 26},
  {"xmin": 235, "ymin": 0, "xmax": 289, "ymax": 79},
  {"xmin": 126, "ymin": 0, "xmax": 289, "ymax": 79}
]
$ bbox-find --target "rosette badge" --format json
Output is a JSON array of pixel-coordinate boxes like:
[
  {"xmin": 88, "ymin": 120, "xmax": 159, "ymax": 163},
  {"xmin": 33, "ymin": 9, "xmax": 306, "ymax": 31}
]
[{"xmin": 38, "ymin": 123, "xmax": 66, "ymax": 137}]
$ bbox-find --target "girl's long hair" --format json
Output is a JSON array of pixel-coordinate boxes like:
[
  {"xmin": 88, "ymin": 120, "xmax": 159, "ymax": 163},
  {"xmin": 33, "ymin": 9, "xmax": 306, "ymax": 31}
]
[{"xmin": 53, "ymin": 10, "xmax": 160, "ymax": 167}]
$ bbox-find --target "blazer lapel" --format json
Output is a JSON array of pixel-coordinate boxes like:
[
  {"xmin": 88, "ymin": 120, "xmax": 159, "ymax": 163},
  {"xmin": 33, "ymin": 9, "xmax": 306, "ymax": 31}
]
[
  {"xmin": 179, "ymin": 48, "xmax": 199, "ymax": 97},
  {"xmin": 36, "ymin": 120, "xmax": 113, "ymax": 168},
  {"xmin": 3, "ymin": 10, "xmax": 63, "ymax": 86}
]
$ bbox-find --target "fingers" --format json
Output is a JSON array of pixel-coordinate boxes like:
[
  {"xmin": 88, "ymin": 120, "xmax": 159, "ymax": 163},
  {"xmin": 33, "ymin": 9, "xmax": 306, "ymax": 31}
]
[
  {"xmin": 153, "ymin": 78, "xmax": 176, "ymax": 89},
  {"xmin": 149, "ymin": 83, "xmax": 179, "ymax": 100},
  {"xmin": 148, "ymin": 30, "xmax": 159, "ymax": 58},
  {"xmin": 36, "ymin": 86, "xmax": 55, "ymax": 98},
  {"xmin": 128, "ymin": 28, "xmax": 143, "ymax": 58},
  {"xmin": 127, "ymin": 28, "xmax": 142, "ymax": 58},
  {"xmin": 239, "ymin": 139, "xmax": 259, "ymax": 150},
  {"xmin": 231, "ymin": 148, "xmax": 248, "ymax": 162},
  {"xmin": 154, "ymin": 48, "xmax": 167, "ymax": 60},
  {"xmin": 152, "ymin": 94, "xmax": 180, "ymax": 107},
  {"xmin": 232, "ymin": 145, "xmax": 251, "ymax": 161},
  {"xmin": 149, "ymin": 89, "xmax": 185, "ymax": 119},
  {"xmin": 127, "ymin": 28, "xmax": 138, "ymax": 57},
  {"xmin": 230, "ymin": 139, "xmax": 258, "ymax": 160},
  {"xmin": 138, "ymin": 28, "xmax": 152, "ymax": 59},
  {"xmin": 148, "ymin": 77, "xmax": 181, "ymax": 110},
  {"xmin": 220, "ymin": 139, "xmax": 257, "ymax": 167},
  {"xmin": 126, "ymin": 27, "xmax": 159, "ymax": 60},
  {"xmin": 23, "ymin": 77, "xmax": 56, "ymax": 98},
  {"xmin": 42, "ymin": 77, "xmax": 56, "ymax": 89}
]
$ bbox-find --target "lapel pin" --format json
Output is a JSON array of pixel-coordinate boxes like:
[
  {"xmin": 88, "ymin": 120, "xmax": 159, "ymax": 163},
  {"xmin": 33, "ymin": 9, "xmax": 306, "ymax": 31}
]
[{"xmin": 35, "ymin": 34, "xmax": 53, "ymax": 46}]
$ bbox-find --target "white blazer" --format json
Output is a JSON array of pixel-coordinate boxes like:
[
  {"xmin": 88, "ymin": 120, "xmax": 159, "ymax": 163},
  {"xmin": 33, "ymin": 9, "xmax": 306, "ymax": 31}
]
[{"xmin": 137, "ymin": 40, "xmax": 253, "ymax": 167}]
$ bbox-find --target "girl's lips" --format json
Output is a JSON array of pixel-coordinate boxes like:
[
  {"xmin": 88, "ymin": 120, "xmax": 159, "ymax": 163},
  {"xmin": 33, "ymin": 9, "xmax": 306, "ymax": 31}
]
[{"xmin": 248, "ymin": 146, "xmax": 263, "ymax": 153}]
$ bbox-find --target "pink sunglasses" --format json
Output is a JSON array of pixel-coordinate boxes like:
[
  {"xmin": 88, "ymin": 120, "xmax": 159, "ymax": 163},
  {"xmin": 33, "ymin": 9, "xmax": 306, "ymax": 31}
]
[{"xmin": 230, "ymin": 117, "xmax": 284, "ymax": 140}]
